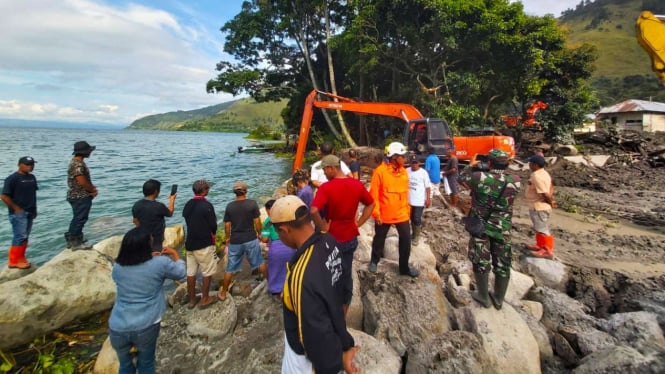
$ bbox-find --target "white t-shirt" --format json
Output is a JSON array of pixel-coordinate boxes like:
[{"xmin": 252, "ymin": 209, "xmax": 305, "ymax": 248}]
[
  {"xmin": 407, "ymin": 167, "xmax": 431, "ymax": 206},
  {"xmin": 310, "ymin": 159, "xmax": 351, "ymax": 185}
]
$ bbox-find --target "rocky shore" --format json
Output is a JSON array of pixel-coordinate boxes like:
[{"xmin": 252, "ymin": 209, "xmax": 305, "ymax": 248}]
[{"xmin": 2, "ymin": 150, "xmax": 664, "ymax": 373}]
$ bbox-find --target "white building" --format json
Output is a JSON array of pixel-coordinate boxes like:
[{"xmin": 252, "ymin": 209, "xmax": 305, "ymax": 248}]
[{"xmin": 596, "ymin": 99, "xmax": 665, "ymax": 132}]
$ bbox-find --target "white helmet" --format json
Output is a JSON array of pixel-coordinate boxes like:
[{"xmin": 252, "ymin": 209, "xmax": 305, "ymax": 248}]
[{"xmin": 386, "ymin": 142, "xmax": 407, "ymax": 157}]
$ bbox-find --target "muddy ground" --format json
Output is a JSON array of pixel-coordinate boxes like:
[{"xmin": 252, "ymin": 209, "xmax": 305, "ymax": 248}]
[{"xmin": 424, "ymin": 130, "xmax": 665, "ymax": 324}]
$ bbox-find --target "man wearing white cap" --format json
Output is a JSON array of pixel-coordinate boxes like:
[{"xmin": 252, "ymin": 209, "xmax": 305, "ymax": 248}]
[{"xmin": 271, "ymin": 195, "xmax": 359, "ymax": 374}]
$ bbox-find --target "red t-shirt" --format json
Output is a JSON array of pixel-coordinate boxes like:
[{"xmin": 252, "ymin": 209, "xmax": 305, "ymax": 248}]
[{"xmin": 311, "ymin": 177, "xmax": 374, "ymax": 243}]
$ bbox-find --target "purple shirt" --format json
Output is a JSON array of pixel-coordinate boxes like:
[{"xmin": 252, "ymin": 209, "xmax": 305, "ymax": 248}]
[
  {"xmin": 267, "ymin": 239, "xmax": 295, "ymax": 294},
  {"xmin": 296, "ymin": 185, "xmax": 313, "ymax": 208}
]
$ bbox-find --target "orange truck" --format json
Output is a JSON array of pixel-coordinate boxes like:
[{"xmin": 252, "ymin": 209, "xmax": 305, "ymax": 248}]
[{"xmin": 292, "ymin": 90, "xmax": 515, "ymax": 172}]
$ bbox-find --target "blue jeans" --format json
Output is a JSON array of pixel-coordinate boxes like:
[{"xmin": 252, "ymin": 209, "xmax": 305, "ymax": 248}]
[
  {"xmin": 67, "ymin": 197, "xmax": 92, "ymax": 237},
  {"xmin": 8, "ymin": 211, "xmax": 34, "ymax": 245},
  {"xmin": 410, "ymin": 206, "xmax": 424, "ymax": 227},
  {"xmin": 337, "ymin": 238, "xmax": 358, "ymax": 305},
  {"xmin": 110, "ymin": 323, "xmax": 161, "ymax": 374}
]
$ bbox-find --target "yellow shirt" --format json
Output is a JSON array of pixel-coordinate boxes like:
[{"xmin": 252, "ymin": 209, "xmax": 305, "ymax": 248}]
[{"xmin": 526, "ymin": 168, "xmax": 552, "ymax": 211}]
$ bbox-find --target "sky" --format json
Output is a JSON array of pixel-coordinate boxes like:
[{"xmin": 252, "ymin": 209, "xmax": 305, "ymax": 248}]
[{"xmin": 0, "ymin": 0, "xmax": 584, "ymax": 126}]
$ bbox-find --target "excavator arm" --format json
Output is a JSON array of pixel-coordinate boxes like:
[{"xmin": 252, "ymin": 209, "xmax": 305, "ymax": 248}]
[
  {"xmin": 636, "ymin": 11, "xmax": 665, "ymax": 84},
  {"xmin": 293, "ymin": 90, "xmax": 426, "ymax": 172}
]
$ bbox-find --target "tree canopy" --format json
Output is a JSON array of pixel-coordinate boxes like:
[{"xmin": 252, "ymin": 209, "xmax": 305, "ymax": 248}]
[{"xmin": 208, "ymin": 0, "xmax": 598, "ymax": 146}]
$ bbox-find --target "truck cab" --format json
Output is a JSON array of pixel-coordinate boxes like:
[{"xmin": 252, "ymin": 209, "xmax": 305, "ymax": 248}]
[{"xmin": 403, "ymin": 118, "xmax": 454, "ymax": 163}]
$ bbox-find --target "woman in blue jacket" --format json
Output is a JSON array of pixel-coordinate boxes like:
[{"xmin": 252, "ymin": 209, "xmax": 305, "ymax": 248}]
[{"xmin": 109, "ymin": 227, "xmax": 186, "ymax": 373}]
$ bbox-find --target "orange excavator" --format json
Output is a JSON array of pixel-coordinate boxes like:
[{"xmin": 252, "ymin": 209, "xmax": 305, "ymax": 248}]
[
  {"xmin": 292, "ymin": 90, "xmax": 515, "ymax": 172},
  {"xmin": 500, "ymin": 101, "xmax": 548, "ymax": 129},
  {"xmin": 636, "ymin": 11, "xmax": 665, "ymax": 84}
]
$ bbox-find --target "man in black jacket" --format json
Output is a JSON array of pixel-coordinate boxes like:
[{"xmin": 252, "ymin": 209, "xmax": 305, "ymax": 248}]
[{"xmin": 270, "ymin": 195, "xmax": 359, "ymax": 374}]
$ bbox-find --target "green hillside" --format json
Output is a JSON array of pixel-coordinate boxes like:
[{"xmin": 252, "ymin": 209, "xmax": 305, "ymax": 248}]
[
  {"xmin": 128, "ymin": 98, "xmax": 287, "ymax": 133},
  {"xmin": 560, "ymin": 0, "xmax": 665, "ymax": 105}
]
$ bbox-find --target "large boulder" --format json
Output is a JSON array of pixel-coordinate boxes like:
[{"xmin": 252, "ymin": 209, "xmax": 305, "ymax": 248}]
[
  {"xmin": 349, "ymin": 329, "xmax": 402, "ymax": 374},
  {"xmin": 460, "ymin": 304, "xmax": 541, "ymax": 374},
  {"xmin": 520, "ymin": 257, "xmax": 568, "ymax": 291},
  {"xmin": 0, "ymin": 248, "xmax": 116, "ymax": 350},
  {"xmin": 406, "ymin": 330, "xmax": 491, "ymax": 373},
  {"xmin": 602, "ymin": 311, "xmax": 665, "ymax": 347},
  {"xmin": 573, "ymin": 344, "xmax": 665, "ymax": 374}
]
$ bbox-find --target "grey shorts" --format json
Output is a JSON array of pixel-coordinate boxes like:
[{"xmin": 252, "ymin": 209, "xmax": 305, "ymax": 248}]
[{"xmin": 529, "ymin": 209, "xmax": 551, "ymax": 235}]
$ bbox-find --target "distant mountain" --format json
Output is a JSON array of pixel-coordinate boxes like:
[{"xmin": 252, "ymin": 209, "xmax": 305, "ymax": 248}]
[
  {"xmin": 560, "ymin": 0, "xmax": 665, "ymax": 105},
  {"xmin": 0, "ymin": 118, "xmax": 124, "ymax": 130},
  {"xmin": 127, "ymin": 98, "xmax": 287, "ymax": 132}
]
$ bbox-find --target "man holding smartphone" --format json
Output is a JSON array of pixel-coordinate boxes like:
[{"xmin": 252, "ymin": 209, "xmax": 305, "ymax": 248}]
[{"xmin": 132, "ymin": 179, "xmax": 177, "ymax": 251}]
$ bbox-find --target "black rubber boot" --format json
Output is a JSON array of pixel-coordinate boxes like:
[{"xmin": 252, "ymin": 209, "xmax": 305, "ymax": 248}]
[
  {"xmin": 471, "ymin": 271, "xmax": 492, "ymax": 308},
  {"xmin": 491, "ymin": 274, "xmax": 510, "ymax": 310},
  {"xmin": 411, "ymin": 225, "xmax": 421, "ymax": 242},
  {"xmin": 64, "ymin": 233, "xmax": 73, "ymax": 249}
]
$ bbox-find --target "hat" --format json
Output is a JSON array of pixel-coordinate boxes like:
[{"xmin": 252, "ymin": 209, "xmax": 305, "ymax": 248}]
[
  {"xmin": 409, "ymin": 154, "xmax": 420, "ymax": 164},
  {"xmin": 316, "ymin": 155, "xmax": 340, "ymax": 169},
  {"xmin": 73, "ymin": 141, "xmax": 96, "ymax": 155},
  {"xmin": 386, "ymin": 142, "xmax": 407, "ymax": 157},
  {"xmin": 18, "ymin": 156, "xmax": 36, "ymax": 165},
  {"xmin": 232, "ymin": 180, "xmax": 248, "ymax": 191},
  {"xmin": 270, "ymin": 195, "xmax": 306, "ymax": 224},
  {"xmin": 529, "ymin": 154, "xmax": 546, "ymax": 167},
  {"xmin": 488, "ymin": 148, "xmax": 509, "ymax": 162}
]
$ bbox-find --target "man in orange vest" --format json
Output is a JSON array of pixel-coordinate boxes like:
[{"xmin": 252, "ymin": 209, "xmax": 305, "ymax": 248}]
[{"xmin": 368, "ymin": 142, "xmax": 419, "ymax": 277}]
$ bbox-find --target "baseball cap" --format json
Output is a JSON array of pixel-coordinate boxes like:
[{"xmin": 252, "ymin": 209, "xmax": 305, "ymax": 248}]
[
  {"xmin": 73, "ymin": 141, "xmax": 96, "ymax": 155},
  {"xmin": 269, "ymin": 195, "xmax": 306, "ymax": 224},
  {"xmin": 529, "ymin": 154, "xmax": 546, "ymax": 167},
  {"xmin": 232, "ymin": 180, "xmax": 248, "ymax": 191},
  {"xmin": 18, "ymin": 156, "xmax": 36, "ymax": 165},
  {"xmin": 316, "ymin": 155, "xmax": 340, "ymax": 169}
]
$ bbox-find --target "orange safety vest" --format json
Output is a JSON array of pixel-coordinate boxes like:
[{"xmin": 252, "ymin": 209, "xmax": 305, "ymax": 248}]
[{"xmin": 370, "ymin": 162, "xmax": 410, "ymax": 223}]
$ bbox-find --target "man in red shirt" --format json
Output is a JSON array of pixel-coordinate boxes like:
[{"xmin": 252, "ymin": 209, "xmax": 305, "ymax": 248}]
[{"xmin": 311, "ymin": 155, "xmax": 375, "ymax": 314}]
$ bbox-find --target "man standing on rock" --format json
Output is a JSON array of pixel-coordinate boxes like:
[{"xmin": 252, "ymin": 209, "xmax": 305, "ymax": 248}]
[
  {"xmin": 406, "ymin": 154, "xmax": 430, "ymax": 243},
  {"xmin": 65, "ymin": 141, "xmax": 97, "ymax": 250},
  {"xmin": 459, "ymin": 149, "xmax": 520, "ymax": 310},
  {"xmin": 182, "ymin": 179, "xmax": 219, "ymax": 309},
  {"xmin": 270, "ymin": 195, "xmax": 359, "ymax": 374},
  {"xmin": 368, "ymin": 142, "xmax": 419, "ymax": 278},
  {"xmin": 311, "ymin": 155, "xmax": 375, "ymax": 314},
  {"xmin": 525, "ymin": 154, "xmax": 556, "ymax": 259},
  {"xmin": 219, "ymin": 181, "xmax": 266, "ymax": 301},
  {"xmin": 132, "ymin": 179, "xmax": 176, "ymax": 252},
  {"xmin": 2, "ymin": 156, "xmax": 38, "ymax": 269}
]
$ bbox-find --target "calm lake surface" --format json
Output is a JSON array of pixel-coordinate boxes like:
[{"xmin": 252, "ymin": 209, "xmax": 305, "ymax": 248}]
[{"xmin": 0, "ymin": 127, "xmax": 292, "ymax": 266}]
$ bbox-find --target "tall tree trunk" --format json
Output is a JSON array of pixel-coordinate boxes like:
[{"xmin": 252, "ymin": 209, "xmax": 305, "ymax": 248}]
[
  {"xmin": 291, "ymin": 2, "xmax": 342, "ymax": 139},
  {"xmin": 324, "ymin": 0, "xmax": 357, "ymax": 147}
]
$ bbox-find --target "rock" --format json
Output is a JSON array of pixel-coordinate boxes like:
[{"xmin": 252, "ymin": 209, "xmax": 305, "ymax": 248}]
[
  {"xmin": 0, "ymin": 264, "xmax": 38, "ymax": 283},
  {"xmin": 515, "ymin": 307, "xmax": 554, "ymax": 361},
  {"xmin": 94, "ymin": 225, "xmax": 184, "ymax": 260},
  {"xmin": 520, "ymin": 300, "xmax": 544, "ymax": 321},
  {"xmin": 463, "ymin": 303, "xmax": 541, "ymax": 374},
  {"xmin": 445, "ymin": 275, "xmax": 472, "ymax": 308},
  {"xmin": 406, "ymin": 330, "xmax": 490, "ymax": 373},
  {"xmin": 349, "ymin": 328, "xmax": 402, "ymax": 373},
  {"xmin": 603, "ymin": 311, "xmax": 665, "ymax": 347},
  {"xmin": 185, "ymin": 292, "xmax": 238, "ymax": 339},
  {"xmin": 361, "ymin": 267, "xmax": 452, "ymax": 357},
  {"xmin": 572, "ymin": 345, "xmax": 665, "ymax": 374},
  {"xmin": 92, "ymin": 337, "xmax": 118, "ymax": 374},
  {"xmin": 520, "ymin": 257, "xmax": 568, "ymax": 291},
  {"xmin": 551, "ymin": 331, "xmax": 579, "ymax": 367},
  {"xmin": 529, "ymin": 286, "xmax": 595, "ymax": 329},
  {"xmin": 346, "ymin": 261, "xmax": 364, "ymax": 330},
  {"xmin": 559, "ymin": 325, "xmax": 618, "ymax": 356},
  {"xmin": 0, "ymin": 248, "xmax": 116, "ymax": 350}
]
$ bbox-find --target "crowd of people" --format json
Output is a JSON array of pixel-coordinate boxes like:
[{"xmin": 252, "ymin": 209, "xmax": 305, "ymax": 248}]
[{"xmin": 2, "ymin": 138, "xmax": 555, "ymax": 373}]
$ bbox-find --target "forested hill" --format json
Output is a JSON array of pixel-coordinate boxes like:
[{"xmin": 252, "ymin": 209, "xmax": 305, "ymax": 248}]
[
  {"xmin": 127, "ymin": 98, "xmax": 286, "ymax": 132},
  {"xmin": 560, "ymin": 0, "xmax": 665, "ymax": 104}
]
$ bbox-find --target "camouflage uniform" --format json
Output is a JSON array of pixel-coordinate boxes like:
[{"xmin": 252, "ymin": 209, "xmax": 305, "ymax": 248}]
[{"xmin": 460, "ymin": 169, "xmax": 520, "ymax": 277}]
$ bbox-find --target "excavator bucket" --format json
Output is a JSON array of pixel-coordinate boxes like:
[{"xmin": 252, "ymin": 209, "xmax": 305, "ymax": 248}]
[{"xmin": 636, "ymin": 11, "xmax": 665, "ymax": 84}]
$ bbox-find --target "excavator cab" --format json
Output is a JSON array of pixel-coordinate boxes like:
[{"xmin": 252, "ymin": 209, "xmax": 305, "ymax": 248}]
[
  {"xmin": 404, "ymin": 118, "xmax": 454, "ymax": 162},
  {"xmin": 636, "ymin": 11, "xmax": 665, "ymax": 84}
]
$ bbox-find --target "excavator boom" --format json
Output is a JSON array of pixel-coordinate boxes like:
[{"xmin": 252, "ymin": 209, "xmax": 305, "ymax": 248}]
[{"xmin": 636, "ymin": 11, "xmax": 665, "ymax": 84}]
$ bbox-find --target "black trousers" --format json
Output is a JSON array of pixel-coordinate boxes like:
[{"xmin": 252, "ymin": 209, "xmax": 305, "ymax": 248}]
[{"xmin": 371, "ymin": 220, "xmax": 411, "ymax": 273}]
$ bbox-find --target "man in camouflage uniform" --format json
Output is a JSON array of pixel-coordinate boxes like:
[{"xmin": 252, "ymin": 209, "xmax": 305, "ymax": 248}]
[{"xmin": 459, "ymin": 149, "xmax": 520, "ymax": 310}]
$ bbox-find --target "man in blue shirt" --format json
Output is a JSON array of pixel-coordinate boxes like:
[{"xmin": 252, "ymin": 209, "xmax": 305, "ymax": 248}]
[
  {"xmin": 2, "ymin": 156, "xmax": 38, "ymax": 269},
  {"xmin": 424, "ymin": 147, "xmax": 441, "ymax": 200}
]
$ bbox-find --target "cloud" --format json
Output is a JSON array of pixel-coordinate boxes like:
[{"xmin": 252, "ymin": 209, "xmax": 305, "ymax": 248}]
[{"xmin": 0, "ymin": 0, "xmax": 232, "ymax": 125}]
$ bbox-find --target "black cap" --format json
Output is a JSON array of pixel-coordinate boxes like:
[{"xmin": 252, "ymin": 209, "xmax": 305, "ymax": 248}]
[
  {"xmin": 18, "ymin": 156, "xmax": 36, "ymax": 165},
  {"xmin": 529, "ymin": 155, "xmax": 545, "ymax": 167},
  {"xmin": 73, "ymin": 141, "xmax": 96, "ymax": 155}
]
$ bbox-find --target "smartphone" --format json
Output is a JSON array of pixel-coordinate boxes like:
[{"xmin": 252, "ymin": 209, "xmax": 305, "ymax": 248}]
[{"xmin": 170, "ymin": 184, "xmax": 178, "ymax": 196}]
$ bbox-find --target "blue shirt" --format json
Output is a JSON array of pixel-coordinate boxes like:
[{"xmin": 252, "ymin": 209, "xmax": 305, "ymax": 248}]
[
  {"xmin": 424, "ymin": 154, "xmax": 441, "ymax": 183},
  {"xmin": 109, "ymin": 256, "xmax": 186, "ymax": 332}
]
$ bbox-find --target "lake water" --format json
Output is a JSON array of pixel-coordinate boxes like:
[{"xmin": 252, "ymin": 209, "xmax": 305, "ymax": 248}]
[{"xmin": 0, "ymin": 127, "xmax": 292, "ymax": 266}]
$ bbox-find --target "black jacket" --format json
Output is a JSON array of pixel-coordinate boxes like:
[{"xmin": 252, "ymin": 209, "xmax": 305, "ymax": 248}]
[{"xmin": 282, "ymin": 232, "xmax": 355, "ymax": 374}]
